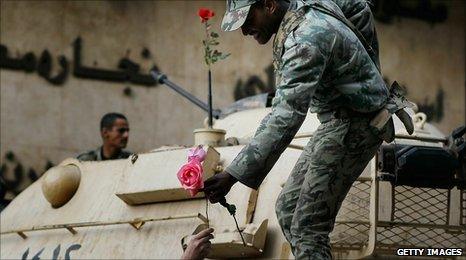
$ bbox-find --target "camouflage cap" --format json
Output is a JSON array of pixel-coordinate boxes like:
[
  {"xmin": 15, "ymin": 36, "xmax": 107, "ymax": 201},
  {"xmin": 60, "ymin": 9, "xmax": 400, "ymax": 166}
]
[{"xmin": 221, "ymin": 0, "xmax": 259, "ymax": 31}]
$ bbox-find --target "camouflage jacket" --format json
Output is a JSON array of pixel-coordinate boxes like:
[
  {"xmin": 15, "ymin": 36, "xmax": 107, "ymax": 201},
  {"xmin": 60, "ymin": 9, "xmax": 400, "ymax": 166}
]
[
  {"xmin": 225, "ymin": 0, "xmax": 389, "ymax": 189},
  {"xmin": 77, "ymin": 147, "xmax": 132, "ymax": 161},
  {"xmin": 331, "ymin": 0, "xmax": 380, "ymax": 68}
]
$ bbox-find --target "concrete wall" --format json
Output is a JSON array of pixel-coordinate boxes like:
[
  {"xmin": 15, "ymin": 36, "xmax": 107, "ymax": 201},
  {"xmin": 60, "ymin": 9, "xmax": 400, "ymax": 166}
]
[
  {"xmin": 1, "ymin": 1, "xmax": 464, "ymax": 199},
  {"xmin": 0, "ymin": 1, "xmax": 272, "ymax": 196},
  {"xmin": 377, "ymin": 0, "xmax": 465, "ymax": 134}
]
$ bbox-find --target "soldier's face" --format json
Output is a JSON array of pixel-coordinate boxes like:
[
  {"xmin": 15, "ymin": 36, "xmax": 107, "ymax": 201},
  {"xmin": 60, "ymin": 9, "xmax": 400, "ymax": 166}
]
[
  {"xmin": 102, "ymin": 118, "xmax": 129, "ymax": 149},
  {"xmin": 241, "ymin": 1, "xmax": 280, "ymax": 44}
]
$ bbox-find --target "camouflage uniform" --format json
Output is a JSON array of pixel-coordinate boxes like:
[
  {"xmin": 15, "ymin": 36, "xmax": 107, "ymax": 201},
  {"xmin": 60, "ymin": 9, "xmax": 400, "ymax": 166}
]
[
  {"xmin": 223, "ymin": 0, "xmax": 390, "ymax": 258},
  {"xmin": 77, "ymin": 147, "xmax": 132, "ymax": 161}
]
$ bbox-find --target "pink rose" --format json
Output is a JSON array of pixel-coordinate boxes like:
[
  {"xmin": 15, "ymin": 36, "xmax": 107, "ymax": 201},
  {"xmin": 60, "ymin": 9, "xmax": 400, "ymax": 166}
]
[
  {"xmin": 188, "ymin": 145, "xmax": 206, "ymax": 163},
  {"xmin": 177, "ymin": 160, "xmax": 204, "ymax": 197}
]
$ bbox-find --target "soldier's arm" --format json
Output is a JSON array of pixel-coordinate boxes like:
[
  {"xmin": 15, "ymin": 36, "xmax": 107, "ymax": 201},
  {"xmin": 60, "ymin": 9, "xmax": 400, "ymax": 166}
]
[
  {"xmin": 253, "ymin": 113, "xmax": 271, "ymax": 137},
  {"xmin": 332, "ymin": 0, "xmax": 379, "ymax": 67},
  {"xmin": 225, "ymin": 38, "xmax": 333, "ymax": 189}
]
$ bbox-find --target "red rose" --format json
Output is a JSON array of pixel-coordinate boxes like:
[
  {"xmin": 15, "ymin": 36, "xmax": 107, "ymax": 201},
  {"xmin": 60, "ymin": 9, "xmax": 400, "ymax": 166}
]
[
  {"xmin": 177, "ymin": 160, "xmax": 204, "ymax": 197},
  {"xmin": 198, "ymin": 8, "xmax": 215, "ymax": 23}
]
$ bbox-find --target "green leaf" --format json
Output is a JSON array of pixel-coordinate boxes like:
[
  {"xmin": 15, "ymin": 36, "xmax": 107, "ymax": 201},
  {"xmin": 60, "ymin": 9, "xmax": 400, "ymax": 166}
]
[
  {"xmin": 210, "ymin": 32, "xmax": 219, "ymax": 38},
  {"xmin": 209, "ymin": 40, "xmax": 219, "ymax": 45},
  {"xmin": 219, "ymin": 53, "xmax": 230, "ymax": 60}
]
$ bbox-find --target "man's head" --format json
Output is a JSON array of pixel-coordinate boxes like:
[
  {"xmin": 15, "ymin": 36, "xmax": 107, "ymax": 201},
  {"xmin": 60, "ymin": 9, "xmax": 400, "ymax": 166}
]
[
  {"xmin": 222, "ymin": 0, "xmax": 289, "ymax": 44},
  {"xmin": 100, "ymin": 113, "xmax": 129, "ymax": 150}
]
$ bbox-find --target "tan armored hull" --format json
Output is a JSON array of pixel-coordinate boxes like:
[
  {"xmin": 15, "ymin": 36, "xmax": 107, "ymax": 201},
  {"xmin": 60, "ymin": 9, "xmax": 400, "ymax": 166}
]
[{"xmin": 1, "ymin": 109, "xmax": 465, "ymax": 259}]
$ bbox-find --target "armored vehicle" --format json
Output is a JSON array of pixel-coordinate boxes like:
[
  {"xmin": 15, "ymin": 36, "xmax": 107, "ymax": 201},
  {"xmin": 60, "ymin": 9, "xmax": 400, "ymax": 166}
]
[{"xmin": 1, "ymin": 75, "xmax": 465, "ymax": 259}]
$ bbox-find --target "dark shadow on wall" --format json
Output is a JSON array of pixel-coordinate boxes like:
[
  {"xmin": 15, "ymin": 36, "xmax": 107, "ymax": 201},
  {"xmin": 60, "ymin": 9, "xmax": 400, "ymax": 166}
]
[
  {"xmin": 371, "ymin": 0, "xmax": 448, "ymax": 24},
  {"xmin": 234, "ymin": 64, "xmax": 275, "ymax": 101},
  {"xmin": 0, "ymin": 151, "xmax": 54, "ymax": 212},
  {"xmin": 417, "ymin": 88, "xmax": 445, "ymax": 122}
]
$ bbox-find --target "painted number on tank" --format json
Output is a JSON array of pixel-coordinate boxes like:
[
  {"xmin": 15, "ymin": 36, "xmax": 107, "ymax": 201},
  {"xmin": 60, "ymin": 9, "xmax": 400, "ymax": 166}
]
[{"xmin": 21, "ymin": 244, "xmax": 81, "ymax": 260}]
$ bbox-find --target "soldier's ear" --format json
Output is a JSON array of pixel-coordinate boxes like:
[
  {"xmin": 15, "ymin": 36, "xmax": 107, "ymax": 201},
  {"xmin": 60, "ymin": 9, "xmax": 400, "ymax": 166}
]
[
  {"xmin": 264, "ymin": 0, "xmax": 277, "ymax": 14},
  {"xmin": 101, "ymin": 128, "xmax": 109, "ymax": 139}
]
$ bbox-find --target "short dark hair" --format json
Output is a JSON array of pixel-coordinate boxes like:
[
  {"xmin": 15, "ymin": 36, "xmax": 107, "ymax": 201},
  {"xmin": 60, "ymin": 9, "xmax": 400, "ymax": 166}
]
[
  {"xmin": 100, "ymin": 113, "xmax": 127, "ymax": 131},
  {"xmin": 252, "ymin": 0, "xmax": 289, "ymax": 10}
]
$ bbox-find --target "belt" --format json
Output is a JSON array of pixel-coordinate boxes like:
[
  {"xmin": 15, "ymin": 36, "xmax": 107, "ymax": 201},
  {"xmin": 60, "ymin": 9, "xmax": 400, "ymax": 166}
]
[{"xmin": 317, "ymin": 108, "xmax": 378, "ymax": 123}]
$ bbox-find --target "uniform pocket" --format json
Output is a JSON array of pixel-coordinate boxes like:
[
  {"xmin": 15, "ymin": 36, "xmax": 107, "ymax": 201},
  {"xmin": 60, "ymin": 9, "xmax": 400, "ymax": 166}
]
[
  {"xmin": 309, "ymin": 118, "xmax": 351, "ymax": 168},
  {"xmin": 314, "ymin": 118, "xmax": 351, "ymax": 149},
  {"xmin": 344, "ymin": 118, "xmax": 382, "ymax": 152}
]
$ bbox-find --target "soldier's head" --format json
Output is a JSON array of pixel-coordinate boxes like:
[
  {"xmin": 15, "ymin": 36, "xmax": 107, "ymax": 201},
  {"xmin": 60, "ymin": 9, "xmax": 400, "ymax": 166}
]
[
  {"xmin": 100, "ymin": 113, "xmax": 129, "ymax": 150},
  {"xmin": 222, "ymin": 0, "xmax": 289, "ymax": 44}
]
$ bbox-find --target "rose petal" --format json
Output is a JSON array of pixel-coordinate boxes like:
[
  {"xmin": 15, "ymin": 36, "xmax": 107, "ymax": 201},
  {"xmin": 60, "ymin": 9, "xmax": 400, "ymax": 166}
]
[
  {"xmin": 198, "ymin": 8, "xmax": 215, "ymax": 22},
  {"xmin": 177, "ymin": 160, "xmax": 204, "ymax": 197},
  {"xmin": 188, "ymin": 145, "xmax": 206, "ymax": 162}
]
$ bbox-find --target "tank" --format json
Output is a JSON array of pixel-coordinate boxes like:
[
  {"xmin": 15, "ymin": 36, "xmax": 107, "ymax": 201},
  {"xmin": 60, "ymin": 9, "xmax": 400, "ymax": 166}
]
[{"xmin": 1, "ymin": 99, "xmax": 465, "ymax": 259}]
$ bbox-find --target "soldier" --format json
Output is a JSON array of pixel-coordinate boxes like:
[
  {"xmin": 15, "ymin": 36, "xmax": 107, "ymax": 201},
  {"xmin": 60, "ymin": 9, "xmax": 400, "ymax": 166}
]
[
  {"xmin": 77, "ymin": 113, "xmax": 132, "ymax": 161},
  {"xmin": 204, "ymin": 0, "xmax": 412, "ymax": 259}
]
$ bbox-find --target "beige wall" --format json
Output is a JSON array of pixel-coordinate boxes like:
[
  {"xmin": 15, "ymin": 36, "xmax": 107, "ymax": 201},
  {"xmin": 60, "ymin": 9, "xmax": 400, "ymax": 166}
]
[
  {"xmin": 0, "ymin": 1, "xmax": 464, "ymax": 195},
  {"xmin": 378, "ymin": 0, "xmax": 465, "ymax": 135},
  {"xmin": 0, "ymin": 1, "xmax": 272, "ymax": 183}
]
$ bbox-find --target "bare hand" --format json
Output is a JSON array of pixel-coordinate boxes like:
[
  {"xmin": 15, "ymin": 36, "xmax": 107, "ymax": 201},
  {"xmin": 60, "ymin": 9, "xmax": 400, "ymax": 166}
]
[
  {"xmin": 203, "ymin": 171, "xmax": 237, "ymax": 203},
  {"xmin": 182, "ymin": 228, "xmax": 214, "ymax": 260}
]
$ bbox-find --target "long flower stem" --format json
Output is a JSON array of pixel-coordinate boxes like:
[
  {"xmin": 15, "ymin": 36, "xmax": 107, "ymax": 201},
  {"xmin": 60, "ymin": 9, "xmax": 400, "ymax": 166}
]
[
  {"xmin": 219, "ymin": 198, "xmax": 246, "ymax": 247},
  {"xmin": 232, "ymin": 214, "xmax": 246, "ymax": 246},
  {"xmin": 203, "ymin": 22, "xmax": 214, "ymax": 128},
  {"xmin": 205, "ymin": 196, "xmax": 209, "ymax": 228},
  {"xmin": 208, "ymin": 69, "xmax": 213, "ymax": 128}
]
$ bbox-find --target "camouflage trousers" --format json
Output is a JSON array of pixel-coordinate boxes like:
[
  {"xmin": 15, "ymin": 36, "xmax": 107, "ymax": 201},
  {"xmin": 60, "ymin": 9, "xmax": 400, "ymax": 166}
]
[{"xmin": 275, "ymin": 117, "xmax": 382, "ymax": 259}]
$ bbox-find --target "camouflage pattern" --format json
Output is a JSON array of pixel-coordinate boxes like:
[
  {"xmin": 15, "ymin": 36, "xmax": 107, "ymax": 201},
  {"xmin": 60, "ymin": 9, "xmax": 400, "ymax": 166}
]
[
  {"xmin": 223, "ymin": 0, "xmax": 389, "ymax": 258},
  {"xmin": 225, "ymin": 0, "xmax": 388, "ymax": 188},
  {"xmin": 275, "ymin": 117, "xmax": 381, "ymax": 259},
  {"xmin": 221, "ymin": 0, "xmax": 259, "ymax": 31},
  {"xmin": 385, "ymin": 81, "xmax": 413, "ymax": 114},
  {"xmin": 77, "ymin": 147, "xmax": 132, "ymax": 161},
  {"xmin": 331, "ymin": 0, "xmax": 380, "ymax": 69}
]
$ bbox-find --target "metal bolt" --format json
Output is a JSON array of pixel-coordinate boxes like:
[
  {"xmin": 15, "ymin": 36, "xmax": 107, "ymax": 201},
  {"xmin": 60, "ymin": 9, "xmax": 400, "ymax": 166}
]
[{"xmin": 131, "ymin": 154, "xmax": 138, "ymax": 164}]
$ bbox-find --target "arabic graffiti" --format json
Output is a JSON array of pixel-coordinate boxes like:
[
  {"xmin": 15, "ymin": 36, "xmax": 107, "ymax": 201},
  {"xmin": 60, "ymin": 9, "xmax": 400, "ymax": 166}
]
[
  {"xmin": 0, "ymin": 37, "xmax": 160, "ymax": 87},
  {"xmin": 0, "ymin": 45, "xmax": 68, "ymax": 85},
  {"xmin": 0, "ymin": 151, "xmax": 54, "ymax": 212},
  {"xmin": 73, "ymin": 37, "xmax": 159, "ymax": 86},
  {"xmin": 234, "ymin": 64, "xmax": 275, "ymax": 101},
  {"xmin": 371, "ymin": 0, "xmax": 447, "ymax": 24},
  {"xmin": 416, "ymin": 88, "xmax": 444, "ymax": 122},
  {"xmin": 21, "ymin": 244, "xmax": 81, "ymax": 260}
]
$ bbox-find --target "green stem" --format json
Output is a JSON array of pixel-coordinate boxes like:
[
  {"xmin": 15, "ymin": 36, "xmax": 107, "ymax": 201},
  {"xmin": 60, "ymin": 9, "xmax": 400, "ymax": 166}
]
[
  {"xmin": 205, "ymin": 196, "xmax": 209, "ymax": 228},
  {"xmin": 219, "ymin": 198, "xmax": 246, "ymax": 246},
  {"xmin": 232, "ymin": 214, "xmax": 246, "ymax": 247},
  {"xmin": 204, "ymin": 21, "xmax": 212, "ymax": 69},
  {"xmin": 208, "ymin": 69, "xmax": 213, "ymax": 128}
]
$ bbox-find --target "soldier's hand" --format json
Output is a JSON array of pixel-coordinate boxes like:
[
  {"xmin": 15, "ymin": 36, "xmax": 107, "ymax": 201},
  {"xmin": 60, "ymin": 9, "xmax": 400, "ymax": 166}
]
[
  {"xmin": 203, "ymin": 171, "xmax": 237, "ymax": 203},
  {"xmin": 181, "ymin": 227, "xmax": 214, "ymax": 260}
]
